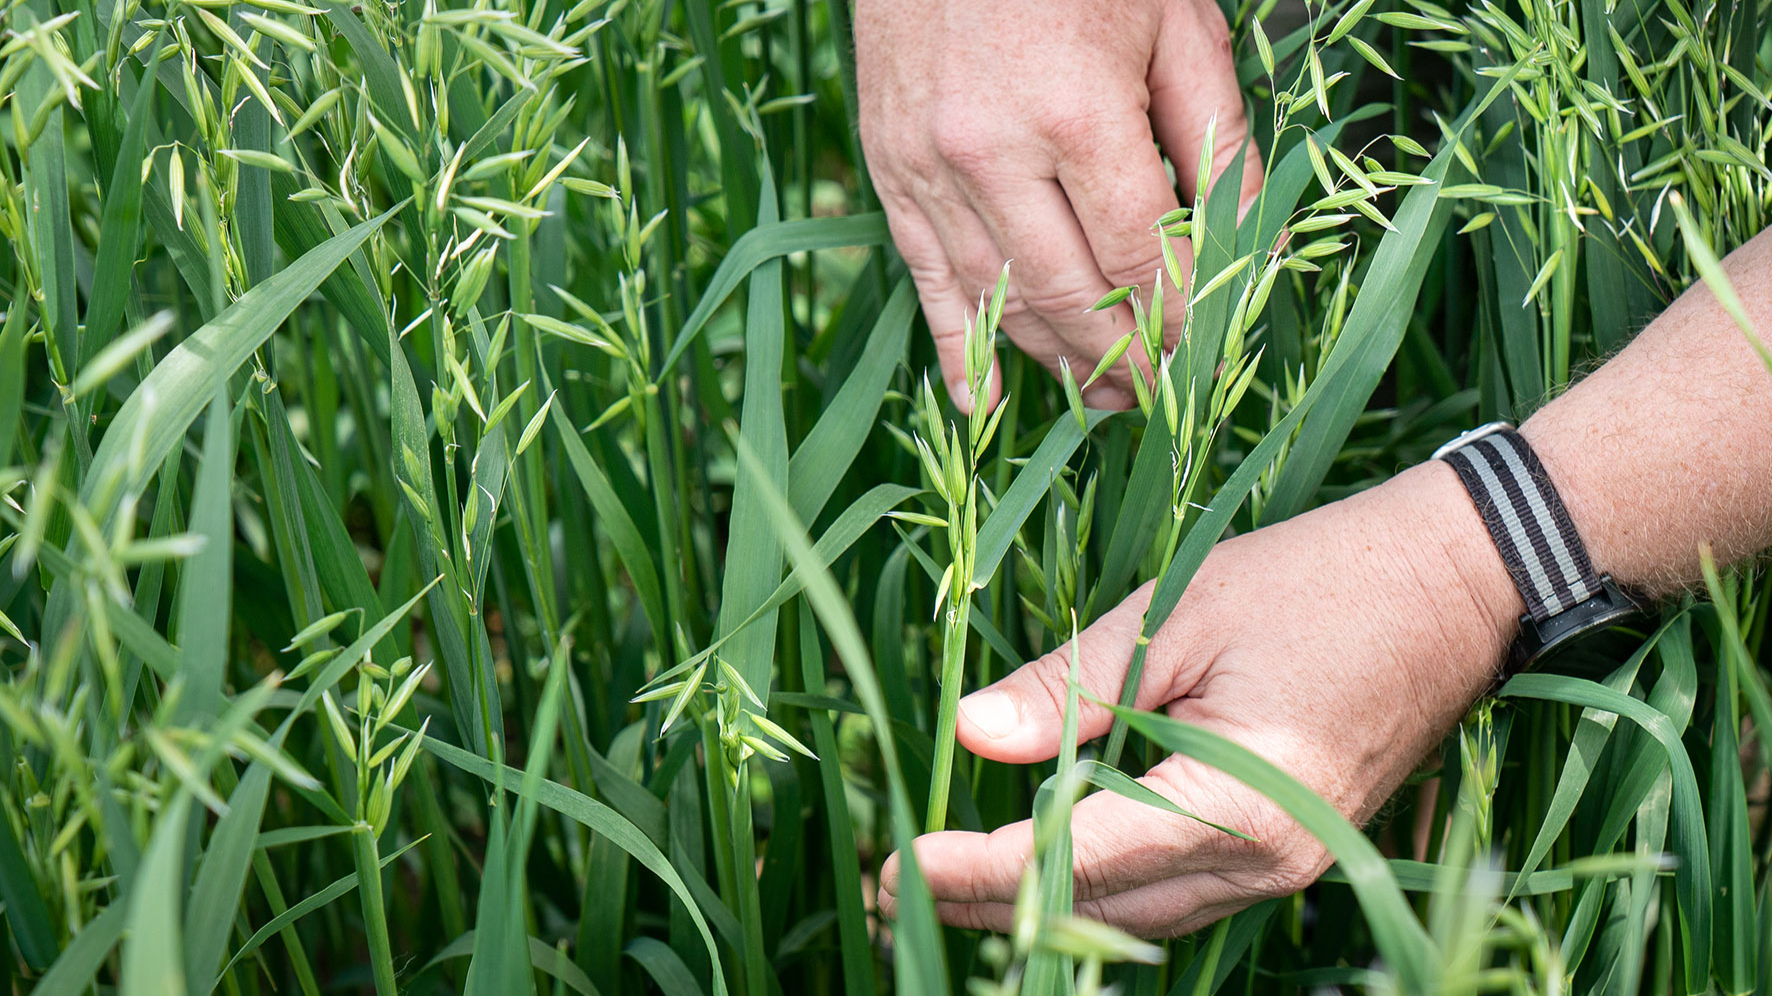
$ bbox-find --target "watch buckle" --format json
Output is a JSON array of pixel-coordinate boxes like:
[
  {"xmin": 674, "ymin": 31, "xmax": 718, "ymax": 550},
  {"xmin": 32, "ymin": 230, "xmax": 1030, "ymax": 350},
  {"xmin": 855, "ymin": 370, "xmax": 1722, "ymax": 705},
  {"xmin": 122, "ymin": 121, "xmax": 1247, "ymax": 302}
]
[{"xmin": 1432, "ymin": 420, "xmax": 1518, "ymax": 462}]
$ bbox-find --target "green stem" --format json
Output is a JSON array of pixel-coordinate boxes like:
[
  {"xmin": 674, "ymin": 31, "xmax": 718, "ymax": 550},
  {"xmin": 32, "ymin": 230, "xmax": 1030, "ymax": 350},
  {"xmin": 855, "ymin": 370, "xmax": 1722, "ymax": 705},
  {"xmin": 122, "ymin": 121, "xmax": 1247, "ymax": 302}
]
[
  {"xmin": 351, "ymin": 824, "xmax": 398, "ymax": 996},
  {"xmin": 730, "ymin": 765, "xmax": 769, "ymax": 996},
  {"xmin": 643, "ymin": 388, "xmax": 689, "ymax": 638},
  {"xmin": 508, "ymin": 225, "xmax": 560, "ymax": 629},
  {"xmin": 1101, "ymin": 639, "xmax": 1148, "ymax": 769},
  {"xmin": 699, "ymin": 712, "xmax": 738, "ymax": 907},
  {"xmin": 926, "ymin": 594, "xmax": 971, "ymax": 833}
]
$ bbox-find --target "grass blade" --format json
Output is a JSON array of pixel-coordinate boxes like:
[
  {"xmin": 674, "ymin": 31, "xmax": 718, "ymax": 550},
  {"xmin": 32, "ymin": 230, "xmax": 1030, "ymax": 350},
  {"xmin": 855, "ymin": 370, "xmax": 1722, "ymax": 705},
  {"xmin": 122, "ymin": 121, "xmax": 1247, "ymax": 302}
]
[
  {"xmin": 0, "ymin": 798, "xmax": 55, "ymax": 970},
  {"xmin": 218, "ymin": 838, "xmax": 425, "ymax": 978},
  {"xmin": 1506, "ymin": 614, "xmax": 1682, "ymax": 900},
  {"xmin": 1499, "ymin": 672, "xmax": 1713, "ymax": 992},
  {"xmin": 172, "ymin": 389, "xmax": 235, "ymax": 723},
  {"xmin": 796, "ymin": 612, "xmax": 874, "ymax": 996},
  {"xmin": 789, "ymin": 276, "xmax": 915, "ymax": 521},
  {"xmin": 626, "ymin": 936, "xmax": 703, "ymax": 996},
  {"xmin": 78, "ymin": 32, "xmax": 167, "ymax": 380},
  {"xmin": 30, "ymin": 902, "xmax": 127, "ymax": 996},
  {"xmin": 1107, "ymin": 706, "xmax": 1437, "ymax": 990},
  {"xmin": 119, "ymin": 791, "xmax": 193, "ymax": 996},
  {"xmin": 77, "ymin": 203, "xmax": 402, "ymax": 523},
  {"xmin": 423, "ymin": 738, "xmax": 730, "ymax": 996},
  {"xmin": 733, "ymin": 434, "xmax": 949, "ymax": 994},
  {"xmin": 718, "ymin": 176, "xmax": 791, "ymax": 702},
  {"xmin": 658, "ymin": 215, "xmax": 889, "ymax": 377}
]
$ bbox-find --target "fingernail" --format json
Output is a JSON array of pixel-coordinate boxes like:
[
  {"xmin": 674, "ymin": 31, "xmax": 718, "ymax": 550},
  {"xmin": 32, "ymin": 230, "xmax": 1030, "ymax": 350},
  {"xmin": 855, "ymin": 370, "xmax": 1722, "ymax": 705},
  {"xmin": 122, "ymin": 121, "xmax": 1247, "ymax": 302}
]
[{"xmin": 960, "ymin": 689, "xmax": 1019, "ymax": 740}]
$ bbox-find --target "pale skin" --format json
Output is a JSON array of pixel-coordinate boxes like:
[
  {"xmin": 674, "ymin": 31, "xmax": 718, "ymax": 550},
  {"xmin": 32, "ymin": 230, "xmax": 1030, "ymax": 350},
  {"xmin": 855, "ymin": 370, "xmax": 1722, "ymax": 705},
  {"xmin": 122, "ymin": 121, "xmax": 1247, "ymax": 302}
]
[
  {"xmin": 861, "ymin": 0, "xmax": 1772, "ymax": 938},
  {"xmin": 855, "ymin": 0, "xmax": 1264, "ymax": 413}
]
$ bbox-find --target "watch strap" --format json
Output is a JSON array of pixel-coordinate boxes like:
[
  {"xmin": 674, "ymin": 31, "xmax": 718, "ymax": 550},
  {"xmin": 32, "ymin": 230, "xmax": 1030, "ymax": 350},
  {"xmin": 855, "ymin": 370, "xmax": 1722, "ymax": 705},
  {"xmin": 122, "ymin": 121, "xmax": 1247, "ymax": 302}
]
[{"xmin": 1438, "ymin": 426, "xmax": 1602, "ymax": 623}]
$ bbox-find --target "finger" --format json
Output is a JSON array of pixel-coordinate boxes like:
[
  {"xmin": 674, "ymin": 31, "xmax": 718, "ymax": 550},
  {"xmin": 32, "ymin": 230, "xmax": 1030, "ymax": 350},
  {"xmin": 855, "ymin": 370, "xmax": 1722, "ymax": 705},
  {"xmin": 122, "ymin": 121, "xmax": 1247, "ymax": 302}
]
[
  {"xmin": 880, "ymin": 822, "xmax": 1033, "ymax": 907},
  {"xmin": 958, "ymin": 581, "xmax": 1193, "ymax": 763},
  {"xmin": 1148, "ymin": 0, "xmax": 1265, "ymax": 215},
  {"xmin": 889, "ymin": 746, "xmax": 1265, "ymax": 909},
  {"xmin": 880, "ymin": 189, "xmax": 1005, "ymax": 414},
  {"xmin": 1052, "ymin": 117, "xmax": 1189, "ymax": 359},
  {"xmin": 925, "ymin": 174, "xmax": 1126, "ymax": 410},
  {"xmin": 924, "ymin": 871, "xmax": 1257, "ymax": 938},
  {"xmin": 954, "ymin": 171, "xmax": 1145, "ymax": 409},
  {"xmin": 1082, "ymin": 381, "xmax": 1138, "ymax": 410}
]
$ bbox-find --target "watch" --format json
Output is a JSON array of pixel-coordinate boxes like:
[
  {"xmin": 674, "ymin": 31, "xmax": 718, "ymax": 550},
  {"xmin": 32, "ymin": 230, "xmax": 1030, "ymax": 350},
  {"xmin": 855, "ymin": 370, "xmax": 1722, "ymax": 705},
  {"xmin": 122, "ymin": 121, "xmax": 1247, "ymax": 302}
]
[{"xmin": 1433, "ymin": 422, "xmax": 1648, "ymax": 672}]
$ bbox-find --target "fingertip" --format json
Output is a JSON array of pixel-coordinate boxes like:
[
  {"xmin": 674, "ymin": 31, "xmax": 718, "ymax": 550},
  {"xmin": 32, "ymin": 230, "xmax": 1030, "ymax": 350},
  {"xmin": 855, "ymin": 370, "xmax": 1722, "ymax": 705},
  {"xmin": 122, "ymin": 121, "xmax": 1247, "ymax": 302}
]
[
  {"xmin": 879, "ymin": 850, "xmax": 901, "ymax": 896},
  {"xmin": 957, "ymin": 686, "xmax": 1060, "ymax": 763},
  {"xmin": 942, "ymin": 372, "xmax": 976, "ymax": 416},
  {"xmin": 958, "ymin": 688, "xmax": 1020, "ymax": 742},
  {"xmin": 1081, "ymin": 382, "xmax": 1136, "ymax": 411},
  {"xmin": 943, "ymin": 361, "xmax": 1004, "ymax": 417},
  {"xmin": 906, "ymin": 828, "xmax": 1026, "ymax": 905}
]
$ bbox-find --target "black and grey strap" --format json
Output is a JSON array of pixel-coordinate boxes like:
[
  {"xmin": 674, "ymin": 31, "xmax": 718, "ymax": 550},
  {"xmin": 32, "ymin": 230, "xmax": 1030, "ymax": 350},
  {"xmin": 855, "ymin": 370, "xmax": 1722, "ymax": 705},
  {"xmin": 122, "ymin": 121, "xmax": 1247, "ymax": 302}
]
[{"xmin": 1434, "ymin": 422, "xmax": 1645, "ymax": 671}]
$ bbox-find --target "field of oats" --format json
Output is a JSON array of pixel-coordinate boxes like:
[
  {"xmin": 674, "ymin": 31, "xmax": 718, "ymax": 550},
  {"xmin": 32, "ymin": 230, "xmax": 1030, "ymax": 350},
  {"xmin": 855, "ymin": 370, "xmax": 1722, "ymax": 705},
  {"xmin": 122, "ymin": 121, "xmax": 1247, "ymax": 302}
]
[{"xmin": 2, "ymin": 0, "xmax": 1771, "ymax": 992}]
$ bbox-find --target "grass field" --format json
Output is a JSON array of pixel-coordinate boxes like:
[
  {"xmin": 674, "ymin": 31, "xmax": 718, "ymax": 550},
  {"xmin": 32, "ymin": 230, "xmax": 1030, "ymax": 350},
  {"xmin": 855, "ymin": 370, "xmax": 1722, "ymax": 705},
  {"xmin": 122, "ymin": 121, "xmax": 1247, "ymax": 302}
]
[{"xmin": 2, "ymin": 0, "xmax": 1771, "ymax": 992}]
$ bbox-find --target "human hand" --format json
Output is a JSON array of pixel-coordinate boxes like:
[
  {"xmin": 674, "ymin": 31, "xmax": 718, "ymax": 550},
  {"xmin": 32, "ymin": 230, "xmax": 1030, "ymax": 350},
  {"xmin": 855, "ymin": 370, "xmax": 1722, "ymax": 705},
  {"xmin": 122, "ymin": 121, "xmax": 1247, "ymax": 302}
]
[
  {"xmin": 854, "ymin": 0, "xmax": 1265, "ymax": 414},
  {"xmin": 879, "ymin": 461, "xmax": 1524, "ymax": 936}
]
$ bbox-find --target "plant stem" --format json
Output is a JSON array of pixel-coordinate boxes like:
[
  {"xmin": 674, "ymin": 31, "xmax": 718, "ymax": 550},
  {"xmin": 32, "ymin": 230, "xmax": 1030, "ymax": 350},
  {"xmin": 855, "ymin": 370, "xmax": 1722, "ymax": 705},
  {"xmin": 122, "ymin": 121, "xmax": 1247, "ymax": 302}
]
[
  {"xmin": 643, "ymin": 388, "xmax": 689, "ymax": 640},
  {"xmin": 508, "ymin": 222, "xmax": 560, "ymax": 626},
  {"xmin": 730, "ymin": 765, "xmax": 770, "ymax": 996},
  {"xmin": 351, "ymin": 824, "xmax": 399, "ymax": 996},
  {"xmin": 926, "ymin": 594, "xmax": 971, "ymax": 833}
]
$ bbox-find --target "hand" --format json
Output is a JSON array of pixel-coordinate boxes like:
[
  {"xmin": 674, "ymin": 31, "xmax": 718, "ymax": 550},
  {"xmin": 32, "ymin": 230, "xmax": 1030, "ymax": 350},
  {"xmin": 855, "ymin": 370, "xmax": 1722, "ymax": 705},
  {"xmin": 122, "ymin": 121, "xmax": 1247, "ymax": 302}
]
[
  {"xmin": 854, "ymin": 0, "xmax": 1266, "ymax": 414},
  {"xmin": 879, "ymin": 461, "xmax": 1524, "ymax": 936}
]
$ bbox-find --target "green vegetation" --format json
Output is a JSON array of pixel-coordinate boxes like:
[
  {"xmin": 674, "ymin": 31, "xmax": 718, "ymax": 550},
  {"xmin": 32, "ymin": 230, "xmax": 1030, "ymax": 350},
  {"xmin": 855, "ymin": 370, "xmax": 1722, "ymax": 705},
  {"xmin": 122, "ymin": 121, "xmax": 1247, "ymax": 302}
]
[{"xmin": 0, "ymin": 0, "xmax": 1769, "ymax": 992}]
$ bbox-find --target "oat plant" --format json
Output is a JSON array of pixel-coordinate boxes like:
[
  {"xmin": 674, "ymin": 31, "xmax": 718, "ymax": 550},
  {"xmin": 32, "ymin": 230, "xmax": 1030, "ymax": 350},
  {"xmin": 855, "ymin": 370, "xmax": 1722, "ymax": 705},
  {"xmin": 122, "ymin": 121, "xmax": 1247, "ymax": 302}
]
[{"xmin": 3, "ymin": 0, "xmax": 1771, "ymax": 993}]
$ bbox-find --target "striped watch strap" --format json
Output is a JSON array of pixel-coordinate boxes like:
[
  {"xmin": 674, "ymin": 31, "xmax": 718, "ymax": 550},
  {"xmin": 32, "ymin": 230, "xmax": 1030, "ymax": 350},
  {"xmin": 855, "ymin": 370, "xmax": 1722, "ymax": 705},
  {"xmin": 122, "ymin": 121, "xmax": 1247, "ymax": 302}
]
[{"xmin": 1437, "ymin": 425, "xmax": 1602, "ymax": 623}]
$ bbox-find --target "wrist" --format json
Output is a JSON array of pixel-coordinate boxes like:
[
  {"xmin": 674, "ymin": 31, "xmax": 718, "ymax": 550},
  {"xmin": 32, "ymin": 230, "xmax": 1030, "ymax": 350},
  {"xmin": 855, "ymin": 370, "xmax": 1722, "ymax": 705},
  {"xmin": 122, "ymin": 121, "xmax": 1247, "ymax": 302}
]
[
  {"xmin": 1374, "ymin": 460, "xmax": 1525, "ymax": 695},
  {"xmin": 1517, "ymin": 415, "xmax": 1662, "ymax": 596}
]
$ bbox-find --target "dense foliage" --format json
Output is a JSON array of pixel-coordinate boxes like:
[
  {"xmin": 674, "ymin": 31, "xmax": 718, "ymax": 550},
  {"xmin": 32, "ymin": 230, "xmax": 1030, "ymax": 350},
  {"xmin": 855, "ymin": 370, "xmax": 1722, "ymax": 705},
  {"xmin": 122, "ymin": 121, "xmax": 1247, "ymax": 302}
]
[{"xmin": 1, "ymin": 0, "xmax": 1770, "ymax": 992}]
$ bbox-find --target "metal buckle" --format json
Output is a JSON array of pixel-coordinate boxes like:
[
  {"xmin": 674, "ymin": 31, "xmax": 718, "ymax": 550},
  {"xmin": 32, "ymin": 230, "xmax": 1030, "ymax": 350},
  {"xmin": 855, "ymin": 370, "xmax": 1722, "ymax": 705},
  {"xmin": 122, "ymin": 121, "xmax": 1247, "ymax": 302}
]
[
  {"xmin": 1432, "ymin": 420, "xmax": 1517, "ymax": 462},
  {"xmin": 1510, "ymin": 575, "xmax": 1650, "ymax": 673}
]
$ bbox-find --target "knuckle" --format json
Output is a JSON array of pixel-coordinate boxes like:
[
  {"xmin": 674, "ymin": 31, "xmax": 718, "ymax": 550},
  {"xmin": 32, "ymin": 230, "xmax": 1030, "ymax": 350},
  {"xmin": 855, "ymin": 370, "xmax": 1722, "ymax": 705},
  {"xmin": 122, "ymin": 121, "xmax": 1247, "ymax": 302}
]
[
  {"xmin": 1018, "ymin": 281, "xmax": 1103, "ymax": 321},
  {"xmin": 957, "ymin": 263, "xmax": 1013, "ymax": 307},
  {"xmin": 1251, "ymin": 832, "xmax": 1330, "ymax": 898},
  {"xmin": 981, "ymin": 827, "xmax": 1032, "ymax": 902},
  {"xmin": 1023, "ymin": 651, "xmax": 1076, "ymax": 726},
  {"xmin": 903, "ymin": 256, "xmax": 956, "ymax": 298},
  {"xmin": 897, "ymin": 144, "xmax": 946, "ymax": 186},
  {"xmin": 1099, "ymin": 251, "xmax": 1168, "ymax": 294},
  {"xmin": 1069, "ymin": 817, "xmax": 1160, "ymax": 900},
  {"xmin": 1074, "ymin": 896, "xmax": 1157, "ymax": 937},
  {"xmin": 858, "ymin": 110, "xmax": 908, "ymax": 160},
  {"xmin": 871, "ymin": 145, "xmax": 943, "ymax": 202},
  {"xmin": 1036, "ymin": 103, "xmax": 1123, "ymax": 150},
  {"xmin": 929, "ymin": 111, "xmax": 995, "ymax": 173},
  {"xmin": 1072, "ymin": 845, "xmax": 1115, "ymax": 899},
  {"xmin": 1071, "ymin": 895, "xmax": 1110, "ymax": 923},
  {"xmin": 1036, "ymin": 108, "xmax": 1091, "ymax": 149}
]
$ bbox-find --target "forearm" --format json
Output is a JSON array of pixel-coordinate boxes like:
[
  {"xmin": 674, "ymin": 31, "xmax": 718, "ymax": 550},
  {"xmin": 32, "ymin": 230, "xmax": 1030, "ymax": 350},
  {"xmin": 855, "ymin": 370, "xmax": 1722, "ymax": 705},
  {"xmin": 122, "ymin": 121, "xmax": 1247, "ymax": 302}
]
[
  {"xmin": 1522, "ymin": 228, "xmax": 1772, "ymax": 594},
  {"xmin": 1367, "ymin": 227, "xmax": 1772, "ymax": 703}
]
